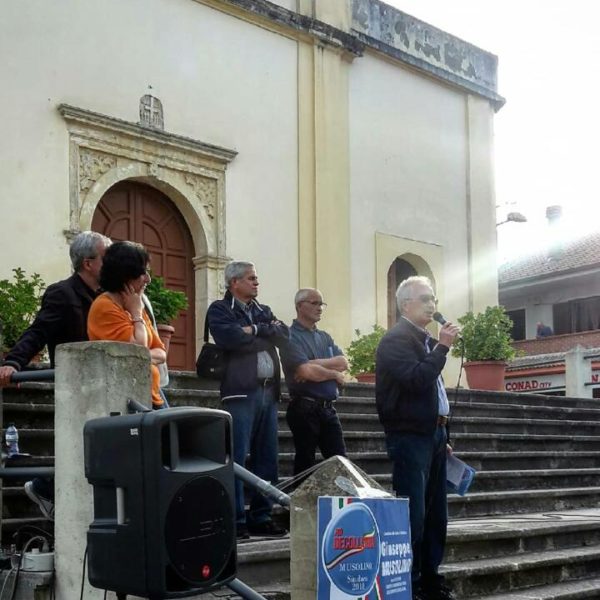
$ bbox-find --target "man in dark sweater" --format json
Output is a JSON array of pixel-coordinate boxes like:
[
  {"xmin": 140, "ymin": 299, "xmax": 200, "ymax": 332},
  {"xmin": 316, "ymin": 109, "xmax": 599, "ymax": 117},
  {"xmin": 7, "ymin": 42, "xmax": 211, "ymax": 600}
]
[
  {"xmin": 0, "ymin": 230, "xmax": 111, "ymax": 518},
  {"xmin": 376, "ymin": 276, "xmax": 459, "ymax": 600},
  {"xmin": 207, "ymin": 261, "xmax": 289, "ymax": 539}
]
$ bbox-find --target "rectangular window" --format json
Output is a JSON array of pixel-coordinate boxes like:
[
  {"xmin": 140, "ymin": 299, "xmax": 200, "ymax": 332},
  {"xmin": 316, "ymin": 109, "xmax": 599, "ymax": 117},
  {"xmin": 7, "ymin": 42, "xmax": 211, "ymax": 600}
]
[
  {"xmin": 553, "ymin": 296, "xmax": 600, "ymax": 334},
  {"xmin": 506, "ymin": 309, "xmax": 526, "ymax": 341}
]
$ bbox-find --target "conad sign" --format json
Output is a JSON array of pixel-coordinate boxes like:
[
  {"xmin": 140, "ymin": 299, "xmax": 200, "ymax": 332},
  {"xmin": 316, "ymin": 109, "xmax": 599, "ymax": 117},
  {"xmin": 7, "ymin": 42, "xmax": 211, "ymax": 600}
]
[
  {"xmin": 505, "ymin": 371, "xmax": 600, "ymax": 393},
  {"xmin": 504, "ymin": 373, "xmax": 564, "ymax": 393}
]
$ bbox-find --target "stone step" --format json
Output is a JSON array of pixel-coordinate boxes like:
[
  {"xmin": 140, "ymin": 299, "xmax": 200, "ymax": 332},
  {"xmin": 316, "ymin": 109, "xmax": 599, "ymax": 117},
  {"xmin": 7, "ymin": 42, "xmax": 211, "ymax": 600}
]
[
  {"xmin": 443, "ymin": 544, "xmax": 600, "ymax": 598},
  {"xmin": 1, "ymin": 383, "xmax": 55, "ymax": 405},
  {"xmin": 451, "ymin": 434, "xmax": 600, "ymax": 454},
  {"xmin": 446, "ymin": 509, "xmax": 600, "ymax": 563},
  {"xmin": 11, "ymin": 401, "xmax": 600, "ymax": 441},
  {"xmin": 3, "ymin": 487, "xmax": 45, "ymax": 519},
  {"xmin": 454, "ymin": 451, "xmax": 600, "ymax": 472},
  {"xmin": 1, "ymin": 516, "xmax": 52, "ymax": 539},
  {"xmin": 277, "ymin": 451, "xmax": 600, "ymax": 476},
  {"xmin": 2, "ymin": 403, "xmax": 55, "ymax": 429},
  {"xmin": 451, "ymin": 390, "xmax": 600, "ymax": 410},
  {"xmin": 480, "ymin": 576, "xmax": 600, "ymax": 599},
  {"xmin": 235, "ymin": 537, "xmax": 290, "ymax": 588},
  {"xmin": 9, "ymin": 381, "xmax": 600, "ymax": 430},
  {"xmin": 6, "ymin": 430, "xmax": 54, "ymax": 456},
  {"xmin": 448, "ymin": 402, "xmax": 600, "ymax": 422},
  {"xmin": 166, "ymin": 371, "xmax": 600, "ymax": 408},
  {"xmin": 276, "ymin": 431, "xmax": 600, "ymax": 454},
  {"xmin": 270, "ymin": 487, "xmax": 600, "ymax": 523},
  {"xmin": 370, "ymin": 468, "xmax": 600, "ymax": 493},
  {"xmin": 276, "ymin": 413, "xmax": 600, "ymax": 435},
  {"xmin": 228, "ymin": 510, "xmax": 600, "ymax": 597},
  {"xmin": 447, "ymin": 487, "xmax": 600, "ymax": 519}
]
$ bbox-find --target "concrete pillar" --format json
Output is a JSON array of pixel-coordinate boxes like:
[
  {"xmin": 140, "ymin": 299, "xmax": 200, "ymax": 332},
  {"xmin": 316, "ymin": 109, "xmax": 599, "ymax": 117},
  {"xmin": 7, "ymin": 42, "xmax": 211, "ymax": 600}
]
[
  {"xmin": 290, "ymin": 455, "xmax": 388, "ymax": 600},
  {"xmin": 565, "ymin": 345, "xmax": 592, "ymax": 398},
  {"xmin": 53, "ymin": 341, "xmax": 151, "ymax": 600}
]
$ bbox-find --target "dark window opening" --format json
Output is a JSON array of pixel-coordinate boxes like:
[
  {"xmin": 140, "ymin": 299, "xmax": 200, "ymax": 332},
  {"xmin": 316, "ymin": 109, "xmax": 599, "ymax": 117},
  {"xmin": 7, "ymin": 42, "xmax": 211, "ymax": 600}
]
[
  {"xmin": 553, "ymin": 296, "xmax": 600, "ymax": 335},
  {"xmin": 506, "ymin": 309, "xmax": 526, "ymax": 341},
  {"xmin": 387, "ymin": 259, "xmax": 417, "ymax": 328}
]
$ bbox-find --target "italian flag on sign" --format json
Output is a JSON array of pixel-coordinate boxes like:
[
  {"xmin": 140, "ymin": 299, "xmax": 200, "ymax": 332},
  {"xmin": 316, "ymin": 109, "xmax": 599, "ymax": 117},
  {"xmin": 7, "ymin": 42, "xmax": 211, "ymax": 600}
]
[{"xmin": 317, "ymin": 496, "xmax": 411, "ymax": 600}]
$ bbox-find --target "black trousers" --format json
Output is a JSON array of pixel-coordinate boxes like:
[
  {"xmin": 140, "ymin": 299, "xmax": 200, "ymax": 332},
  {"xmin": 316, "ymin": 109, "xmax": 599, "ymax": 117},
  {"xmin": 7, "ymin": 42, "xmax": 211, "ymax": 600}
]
[{"xmin": 286, "ymin": 397, "xmax": 347, "ymax": 475}]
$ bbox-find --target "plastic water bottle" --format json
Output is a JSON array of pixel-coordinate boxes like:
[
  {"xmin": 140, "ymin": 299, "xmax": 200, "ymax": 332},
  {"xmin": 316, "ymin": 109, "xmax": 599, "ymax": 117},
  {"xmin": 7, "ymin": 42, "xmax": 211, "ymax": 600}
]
[{"xmin": 5, "ymin": 423, "xmax": 19, "ymax": 457}]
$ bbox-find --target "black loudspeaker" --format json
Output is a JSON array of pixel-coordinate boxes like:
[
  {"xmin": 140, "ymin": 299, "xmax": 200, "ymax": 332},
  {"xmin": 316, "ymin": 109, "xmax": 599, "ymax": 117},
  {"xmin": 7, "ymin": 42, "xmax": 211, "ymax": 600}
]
[{"xmin": 84, "ymin": 407, "xmax": 236, "ymax": 599}]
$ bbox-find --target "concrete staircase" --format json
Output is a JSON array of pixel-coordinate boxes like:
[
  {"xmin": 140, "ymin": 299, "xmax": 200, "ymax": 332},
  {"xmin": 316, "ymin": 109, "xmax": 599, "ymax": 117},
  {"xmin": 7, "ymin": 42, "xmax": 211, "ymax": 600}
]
[{"xmin": 3, "ymin": 374, "xmax": 600, "ymax": 598}]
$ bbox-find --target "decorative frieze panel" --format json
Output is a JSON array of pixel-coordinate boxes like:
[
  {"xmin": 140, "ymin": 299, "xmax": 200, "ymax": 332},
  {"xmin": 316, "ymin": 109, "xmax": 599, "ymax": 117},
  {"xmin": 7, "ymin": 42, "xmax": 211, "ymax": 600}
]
[
  {"xmin": 79, "ymin": 150, "xmax": 117, "ymax": 192},
  {"xmin": 184, "ymin": 173, "xmax": 217, "ymax": 221}
]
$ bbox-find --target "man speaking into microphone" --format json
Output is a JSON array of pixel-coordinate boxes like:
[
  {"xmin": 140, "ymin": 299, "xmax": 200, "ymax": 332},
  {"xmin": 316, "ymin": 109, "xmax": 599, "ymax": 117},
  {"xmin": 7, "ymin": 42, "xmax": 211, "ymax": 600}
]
[{"xmin": 376, "ymin": 276, "xmax": 459, "ymax": 600}]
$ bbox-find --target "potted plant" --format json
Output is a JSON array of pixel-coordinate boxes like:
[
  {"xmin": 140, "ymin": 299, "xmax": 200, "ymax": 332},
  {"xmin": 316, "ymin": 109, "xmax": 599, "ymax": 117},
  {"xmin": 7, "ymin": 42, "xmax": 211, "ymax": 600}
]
[
  {"xmin": 346, "ymin": 325, "xmax": 386, "ymax": 383},
  {"xmin": 0, "ymin": 268, "xmax": 46, "ymax": 355},
  {"xmin": 144, "ymin": 276, "xmax": 188, "ymax": 353},
  {"xmin": 451, "ymin": 305, "xmax": 516, "ymax": 391}
]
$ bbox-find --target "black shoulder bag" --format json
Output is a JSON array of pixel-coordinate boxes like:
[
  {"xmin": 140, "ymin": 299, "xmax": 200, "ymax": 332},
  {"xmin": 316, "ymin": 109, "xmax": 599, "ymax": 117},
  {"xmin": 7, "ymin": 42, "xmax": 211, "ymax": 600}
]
[{"xmin": 195, "ymin": 317, "xmax": 226, "ymax": 380}]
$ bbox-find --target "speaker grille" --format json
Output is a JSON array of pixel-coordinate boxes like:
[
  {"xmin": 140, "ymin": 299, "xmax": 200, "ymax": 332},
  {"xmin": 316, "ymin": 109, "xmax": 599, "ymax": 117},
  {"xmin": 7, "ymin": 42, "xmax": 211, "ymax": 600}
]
[{"xmin": 165, "ymin": 475, "xmax": 235, "ymax": 585}]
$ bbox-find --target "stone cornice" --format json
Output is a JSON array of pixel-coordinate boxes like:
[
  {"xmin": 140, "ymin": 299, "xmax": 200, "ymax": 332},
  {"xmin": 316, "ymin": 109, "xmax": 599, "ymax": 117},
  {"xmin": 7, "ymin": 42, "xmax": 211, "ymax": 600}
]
[
  {"xmin": 197, "ymin": 0, "xmax": 365, "ymax": 56},
  {"xmin": 352, "ymin": 0, "xmax": 505, "ymax": 110},
  {"xmin": 58, "ymin": 104, "xmax": 238, "ymax": 165},
  {"xmin": 200, "ymin": 0, "xmax": 504, "ymax": 109}
]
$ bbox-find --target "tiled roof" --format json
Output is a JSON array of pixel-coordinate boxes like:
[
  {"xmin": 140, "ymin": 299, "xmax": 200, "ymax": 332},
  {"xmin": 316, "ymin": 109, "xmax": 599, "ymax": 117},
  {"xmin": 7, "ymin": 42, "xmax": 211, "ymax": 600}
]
[
  {"xmin": 499, "ymin": 230, "xmax": 600, "ymax": 285},
  {"xmin": 506, "ymin": 347, "xmax": 600, "ymax": 371}
]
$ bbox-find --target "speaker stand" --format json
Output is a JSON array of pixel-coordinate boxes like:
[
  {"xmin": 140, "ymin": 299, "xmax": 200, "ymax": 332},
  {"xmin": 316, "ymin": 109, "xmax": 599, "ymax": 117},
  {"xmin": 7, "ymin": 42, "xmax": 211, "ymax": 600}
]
[{"xmin": 227, "ymin": 577, "xmax": 269, "ymax": 600}]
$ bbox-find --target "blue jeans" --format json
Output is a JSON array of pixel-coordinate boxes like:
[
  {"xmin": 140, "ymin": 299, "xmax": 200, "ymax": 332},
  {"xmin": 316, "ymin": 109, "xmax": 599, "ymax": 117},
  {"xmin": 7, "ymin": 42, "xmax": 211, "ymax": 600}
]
[
  {"xmin": 385, "ymin": 426, "xmax": 448, "ymax": 590},
  {"xmin": 224, "ymin": 384, "xmax": 279, "ymax": 526}
]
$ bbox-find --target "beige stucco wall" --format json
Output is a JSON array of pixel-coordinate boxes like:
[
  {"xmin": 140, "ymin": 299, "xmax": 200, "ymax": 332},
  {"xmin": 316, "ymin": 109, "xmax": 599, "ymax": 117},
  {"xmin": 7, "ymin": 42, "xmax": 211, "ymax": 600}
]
[
  {"xmin": 0, "ymin": 0, "xmax": 499, "ymax": 361},
  {"xmin": 349, "ymin": 53, "xmax": 469, "ymax": 328},
  {"xmin": 0, "ymin": 0, "xmax": 299, "ymax": 325},
  {"xmin": 348, "ymin": 52, "xmax": 497, "ymax": 377}
]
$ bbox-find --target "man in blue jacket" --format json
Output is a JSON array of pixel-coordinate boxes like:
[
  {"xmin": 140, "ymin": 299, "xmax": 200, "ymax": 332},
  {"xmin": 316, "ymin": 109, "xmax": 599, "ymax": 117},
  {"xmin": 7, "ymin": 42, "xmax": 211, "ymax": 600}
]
[
  {"xmin": 207, "ymin": 261, "xmax": 289, "ymax": 539},
  {"xmin": 376, "ymin": 276, "xmax": 459, "ymax": 600}
]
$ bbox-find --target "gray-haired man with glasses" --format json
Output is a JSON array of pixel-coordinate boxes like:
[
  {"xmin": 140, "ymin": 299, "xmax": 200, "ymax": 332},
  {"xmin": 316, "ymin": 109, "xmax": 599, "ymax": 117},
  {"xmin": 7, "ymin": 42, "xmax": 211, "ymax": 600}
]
[
  {"xmin": 376, "ymin": 275, "xmax": 459, "ymax": 600},
  {"xmin": 280, "ymin": 288, "xmax": 348, "ymax": 475}
]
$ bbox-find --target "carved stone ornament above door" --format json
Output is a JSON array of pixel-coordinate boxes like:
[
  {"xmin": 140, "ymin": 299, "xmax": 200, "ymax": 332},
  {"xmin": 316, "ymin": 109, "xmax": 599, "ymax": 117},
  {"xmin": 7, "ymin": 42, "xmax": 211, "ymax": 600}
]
[{"xmin": 58, "ymin": 103, "xmax": 237, "ymax": 261}]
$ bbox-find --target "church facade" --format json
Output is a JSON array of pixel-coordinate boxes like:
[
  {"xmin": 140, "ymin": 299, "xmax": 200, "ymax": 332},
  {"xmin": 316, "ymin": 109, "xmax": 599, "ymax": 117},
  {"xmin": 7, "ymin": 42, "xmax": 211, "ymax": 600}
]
[{"xmin": 0, "ymin": 0, "xmax": 504, "ymax": 371}]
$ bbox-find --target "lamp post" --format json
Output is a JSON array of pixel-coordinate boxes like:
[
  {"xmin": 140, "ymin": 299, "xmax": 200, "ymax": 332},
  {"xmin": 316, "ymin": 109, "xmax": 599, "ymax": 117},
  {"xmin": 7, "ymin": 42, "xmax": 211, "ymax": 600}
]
[{"xmin": 496, "ymin": 211, "xmax": 527, "ymax": 226}]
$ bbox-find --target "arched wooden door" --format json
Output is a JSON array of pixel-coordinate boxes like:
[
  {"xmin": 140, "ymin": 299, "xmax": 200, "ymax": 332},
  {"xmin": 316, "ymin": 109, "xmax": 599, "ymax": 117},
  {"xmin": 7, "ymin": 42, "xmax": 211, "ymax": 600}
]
[{"xmin": 91, "ymin": 181, "xmax": 196, "ymax": 370}]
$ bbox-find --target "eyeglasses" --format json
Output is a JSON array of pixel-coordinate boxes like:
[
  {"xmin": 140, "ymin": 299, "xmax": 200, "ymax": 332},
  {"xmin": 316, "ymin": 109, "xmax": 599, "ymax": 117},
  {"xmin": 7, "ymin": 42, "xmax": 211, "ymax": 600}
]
[
  {"xmin": 302, "ymin": 301, "xmax": 327, "ymax": 307},
  {"xmin": 412, "ymin": 294, "xmax": 438, "ymax": 304}
]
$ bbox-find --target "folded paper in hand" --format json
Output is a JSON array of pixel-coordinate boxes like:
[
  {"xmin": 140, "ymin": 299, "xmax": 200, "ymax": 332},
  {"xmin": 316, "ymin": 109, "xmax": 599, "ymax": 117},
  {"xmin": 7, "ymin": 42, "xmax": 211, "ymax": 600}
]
[{"xmin": 447, "ymin": 454, "xmax": 476, "ymax": 496}]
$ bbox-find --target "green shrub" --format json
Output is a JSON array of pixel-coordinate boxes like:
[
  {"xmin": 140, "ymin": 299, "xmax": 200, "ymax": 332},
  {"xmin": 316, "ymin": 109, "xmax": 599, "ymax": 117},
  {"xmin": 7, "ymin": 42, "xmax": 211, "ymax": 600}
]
[
  {"xmin": 451, "ymin": 306, "xmax": 516, "ymax": 362},
  {"xmin": 0, "ymin": 268, "xmax": 46, "ymax": 352},
  {"xmin": 346, "ymin": 325, "xmax": 386, "ymax": 376},
  {"xmin": 145, "ymin": 276, "xmax": 188, "ymax": 324}
]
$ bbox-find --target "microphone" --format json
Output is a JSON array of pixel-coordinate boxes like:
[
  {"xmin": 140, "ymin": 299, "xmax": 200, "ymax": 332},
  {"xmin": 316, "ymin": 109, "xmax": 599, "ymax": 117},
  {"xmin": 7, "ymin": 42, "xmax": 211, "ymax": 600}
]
[{"xmin": 432, "ymin": 312, "xmax": 448, "ymax": 326}]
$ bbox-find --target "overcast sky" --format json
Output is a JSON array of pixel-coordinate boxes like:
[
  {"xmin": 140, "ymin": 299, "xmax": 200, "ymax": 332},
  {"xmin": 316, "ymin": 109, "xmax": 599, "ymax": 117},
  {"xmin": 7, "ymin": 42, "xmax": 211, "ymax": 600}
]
[{"xmin": 385, "ymin": 0, "xmax": 600, "ymax": 262}]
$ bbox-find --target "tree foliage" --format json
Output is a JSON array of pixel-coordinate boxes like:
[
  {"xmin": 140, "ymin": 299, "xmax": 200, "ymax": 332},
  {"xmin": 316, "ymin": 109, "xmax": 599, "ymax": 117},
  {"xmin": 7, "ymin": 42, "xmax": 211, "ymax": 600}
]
[{"xmin": 0, "ymin": 268, "xmax": 46, "ymax": 351}]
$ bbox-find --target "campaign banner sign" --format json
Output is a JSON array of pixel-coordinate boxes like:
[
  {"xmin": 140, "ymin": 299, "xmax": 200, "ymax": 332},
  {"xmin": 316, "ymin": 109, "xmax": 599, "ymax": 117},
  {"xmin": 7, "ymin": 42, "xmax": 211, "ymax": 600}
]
[{"xmin": 317, "ymin": 496, "xmax": 412, "ymax": 600}]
